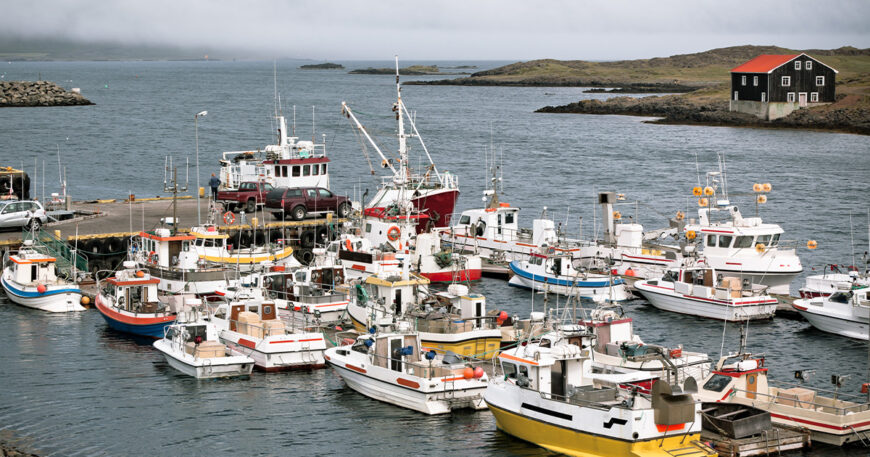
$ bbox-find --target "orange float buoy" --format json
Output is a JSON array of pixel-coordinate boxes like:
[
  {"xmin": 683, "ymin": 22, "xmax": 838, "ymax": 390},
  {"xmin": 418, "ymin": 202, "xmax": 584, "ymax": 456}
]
[
  {"xmin": 387, "ymin": 226, "xmax": 401, "ymax": 242},
  {"xmin": 692, "ymin": 186, "xmax": 703, "ymax": 197},
  {"xmin": 753, "ymin": 183, "xmax": 763, "ymax": 192},
  {"xmin": 755, "ymin": 243, "xmax": 766, "ymax": 253},
  {"xmin": 762, "ymin": 183, "xmax": 772, "ymax": 192},
  {"xmin": 612, "ymin": 211, "xmax": 621, "ymax": 220},
  {"xmin": 698, "ymin": 198, "xmax": 708, "ymax": 207},
  {"xmin": 80, "ymin": 296, "xmax": 91, "ymax": 305},
  {"xmin": 136, "ymin": 270, "xmax": 145, "ymax": 278},
  {"xmin": 703, "ymin": 186, "xmax": 714, "ymax": 196},
  {"xmin": 807, "ymin": 240, "xmax": 818, "ymax": 250},
  {"xmin": 473, "ymin": 367, "xmax": 485, "ymax": 379},
  {"xmin": 686, "ymin": 230, "xmax": 697, "ymax": 240},
  {"xmin": 757, "ymin": 195, "xmax": 767, "ymax": 204},
  {"xmin": 675, "ymin": 211, "xmax": 685, "ymax": 221},
  {"xmin": 625, "ymin": 268, "xmax": 636, "ymax": 277},
  {"xmin": 36, "ymin": 284, "xmax": 47, "ymax": 294},
  {"xmin": 463, "ymin": 367, "xmax": 474, "ymax": 380}
]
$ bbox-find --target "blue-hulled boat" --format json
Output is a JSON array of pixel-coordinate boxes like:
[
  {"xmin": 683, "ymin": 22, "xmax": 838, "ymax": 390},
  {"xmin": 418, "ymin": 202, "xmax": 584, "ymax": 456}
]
[
  {"xmin": 95, "ymin": 261, "xmax": 176, "ymax": 338},
  {"xmin": 1, "ymin": 241, "xmax": 85, "ymax": 313},
  {"xmin": 508, "ymin": 252, "xmax": 631, "ymax": 303}
]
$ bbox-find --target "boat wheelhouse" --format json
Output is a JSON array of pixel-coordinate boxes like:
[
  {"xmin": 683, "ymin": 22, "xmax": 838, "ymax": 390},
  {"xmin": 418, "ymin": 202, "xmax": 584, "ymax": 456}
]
[
  {"xmin": 95, "ymin": 261, "xmax": 176, "ymax": 338},
  {"xmin": 798, "ymin": 267, "xmax": 869, "ymax": 298},
  {"xmin": 133, "ymin": 228, "xmax": 234, "ymax": 296},
  {"xmin": 1, "ymin": 242, "xmax": 84, "ymax": 312},
  {"xmin": 634, "ymin": 265, "xmax": 778, "ymax": 321}
]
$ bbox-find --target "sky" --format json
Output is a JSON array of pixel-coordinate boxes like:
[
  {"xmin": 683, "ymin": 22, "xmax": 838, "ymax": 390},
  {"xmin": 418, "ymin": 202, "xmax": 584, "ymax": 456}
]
[{"xmin": 1, "ymin": 0, "xmax": 869, "ymax": 60}]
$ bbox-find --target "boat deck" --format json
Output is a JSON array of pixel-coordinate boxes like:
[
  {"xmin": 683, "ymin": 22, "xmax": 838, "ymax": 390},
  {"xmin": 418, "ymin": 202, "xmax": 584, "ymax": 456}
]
[{"xmin": 702, "ymin": 424, "xmax": 810, "ymax": 456}]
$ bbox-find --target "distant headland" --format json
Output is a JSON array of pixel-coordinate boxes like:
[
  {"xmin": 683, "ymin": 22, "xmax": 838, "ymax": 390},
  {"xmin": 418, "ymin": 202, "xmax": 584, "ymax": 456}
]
[{"xmin": 299, "ymin": 63, "xmax": 344, "ymax": 70}]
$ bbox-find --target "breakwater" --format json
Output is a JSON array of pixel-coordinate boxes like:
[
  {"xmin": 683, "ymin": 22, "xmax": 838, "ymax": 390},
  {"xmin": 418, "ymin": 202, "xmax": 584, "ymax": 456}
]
[{"xmin": 0, "ymin": 81, "xmax": 93, "ymax": 107}]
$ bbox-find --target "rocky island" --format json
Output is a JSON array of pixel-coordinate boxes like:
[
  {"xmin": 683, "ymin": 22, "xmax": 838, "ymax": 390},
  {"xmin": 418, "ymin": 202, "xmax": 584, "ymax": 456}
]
[
  {"xmin": 299, "ymin": 62, "xmax": 344, "ymax": 70},
  {"xmin": 350, "ymin": 65, "xmax": 468, "ymax": 76},
  {"xmin": 0, "ymin": 81, "xmax": 93, "ymax": 107}
]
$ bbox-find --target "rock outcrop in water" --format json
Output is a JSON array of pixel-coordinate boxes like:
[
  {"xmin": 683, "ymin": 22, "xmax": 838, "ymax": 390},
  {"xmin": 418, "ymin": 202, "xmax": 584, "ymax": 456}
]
[
  {"xmin": 0, "ymin": 81, "xmax": 93, "ymax": 107},
  {"xmin": 0, "ymin": 442, "xmax": 39, "ymax": 457}
]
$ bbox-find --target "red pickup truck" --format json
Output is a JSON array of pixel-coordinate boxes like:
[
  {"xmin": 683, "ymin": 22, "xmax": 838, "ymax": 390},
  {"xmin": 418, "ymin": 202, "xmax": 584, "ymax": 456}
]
[
  {"xmin": 265, "ymin": 187, "xmax": 352, "ymax": 220},
  {"xmin": 216, "ymin": 181, "xmax": 274, "ymax": 213}
]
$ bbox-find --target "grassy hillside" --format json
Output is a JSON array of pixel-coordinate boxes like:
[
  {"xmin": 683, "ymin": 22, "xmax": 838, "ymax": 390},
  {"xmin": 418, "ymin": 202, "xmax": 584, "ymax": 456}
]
[{"xmin": 413, "ymin": 46, "xmax": 870, "ymax": 93}]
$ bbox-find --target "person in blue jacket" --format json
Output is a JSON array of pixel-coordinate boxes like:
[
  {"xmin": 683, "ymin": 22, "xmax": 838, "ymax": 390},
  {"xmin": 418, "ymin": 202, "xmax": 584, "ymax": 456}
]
[{"xmin": 209, "ymin": 173, "xmax": 221, "ymax": 200}]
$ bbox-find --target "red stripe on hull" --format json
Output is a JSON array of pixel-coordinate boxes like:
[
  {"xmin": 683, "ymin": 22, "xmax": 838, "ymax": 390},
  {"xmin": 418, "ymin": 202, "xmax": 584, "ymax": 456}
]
[
  {"xmin": 421, "ymin": 269, "xmax": 482, "ymax": 283},
  {"xmin": 257, "ymin": 363, "xmax": 326, "ymax": 372}
]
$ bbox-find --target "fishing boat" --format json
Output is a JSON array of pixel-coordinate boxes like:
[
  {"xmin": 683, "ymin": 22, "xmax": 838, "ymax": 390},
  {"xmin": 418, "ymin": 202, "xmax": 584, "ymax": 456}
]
[
  {"xmin": 792, "ymin": 285, "xmax": 870, "ymax": 340},
  {"xmin": 799, "ymin": 265, "xmax": 869, "ymax": 298},
  {"xmin": 210, "ymin": 299, "xmax": 326, "ymax": 371},
  {"xmin": 579, "ymin": 161, "xmax": 804, "ymax": 296},
  {"xmin": 132, "ymin": 228, "xmax": 236, "ymax": 296},
  {"xmin": 1, "ymin": 240, "xmax": 85, "ymax": 312},
  {"xmin": 346, "ymin": 267, "xmax": 502, "ymax": 358},
  {"xmin": 153, "ymin": 311, "xmax": 254, "ymax": 379},
  {"xmin": 341, "ymin": 58, "xmax": 458, "ymax": 231},
  {"xmin": 634, "ymin": 265, "xmax": 778, "ymax": 321},
  {"xmin": 508, "ymin": 251, "xmax": 631, "ymax": 303},
  {"xmin": 484, "ymin": 327, "xmax": 716, "ymax": 457},
  {"xmin": 697, "ymin": 351, "xmax": 870, "ymax": 445},
  {"xmin": 583, "ymin": 307, "xmax": 712, "ymax": 384},
  {"xmin": 95, "ymin": 261, "xmax": 178, "ymax": 338},
  {"xmin": 324, "ymin": 324, "xmax": 488, "ymax": 414},
  {"xmin": 189, "ymin": 224, "xmax": 295, "ymax": 272}
]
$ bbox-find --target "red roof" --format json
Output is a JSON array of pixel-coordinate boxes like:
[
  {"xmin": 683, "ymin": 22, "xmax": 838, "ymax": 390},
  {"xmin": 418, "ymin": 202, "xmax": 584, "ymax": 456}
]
[{"xmin": 731, "ymin": 54, "xmax": 799, "ymax": 73}]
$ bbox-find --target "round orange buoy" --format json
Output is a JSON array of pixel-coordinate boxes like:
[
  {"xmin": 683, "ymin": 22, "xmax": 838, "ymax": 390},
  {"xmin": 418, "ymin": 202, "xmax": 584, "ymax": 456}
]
[
  {"xmin": 755, "ymin": 243, "xmax": 766, "ymax": 253},
  {"xmin": 686, "ymin": 230, "xmax": 697, "ymax": 240},
  {"xmin": 625, "ymin": 268, "xmax": 636, "ymax": 277},
  {"xmin": 757, "ymin": 195, "xmax": 767, "ymax": 204},
  {"xmin": 675, "ymin": 211, "xmax": 685, "ymax": 221},
  {"xmin": 473, "ymin": 367, "xmax": 485, "ymax": 379},
  {"xmin": 387, "ymin": 226, "xmax": 401, "ymax": 242},
  {"xmin": 753, "ymin": 183, "xmax": 763, "ymax": 192},
  {"xmin": 136, "ymin": 270, "xmax": 145, "ymax": 278},
  {"xmin": 81, "ymin": 296, "xmax": 91, "ymax": 305},
  {"xmin": 612, "ymin": 211, "xmax": 621, "ymax": 220},
  {"xmin": 698, "ymin": 198, "xmax": 708, "ymax": 207},
  {"xmin": 496, "ymin": 310, "xmax": 508, "ymax": 324},
  {"xmin": 762, "ymin": 183, "xmax": 772, "ymax": 192},
  {"xmin": 703, "ymin": 186, "xmax": 714, "ymax": 196},
  {"xmin": 223, "ymin": 211, "xmax": 235, "ymax": 225},
  {"xmin": 807, "ymin": 240, "xmax": 818, "ymax": 250},
  {"xmin": 36, "ymin": 284, "xmax": 47, "ymax": 294},
  {"xmin": 692, "ymin": 186, "xmax": 703, "ymax": 197},
  {"xmin": 463, "ymin": 367, "xmax": 474, "ymax": 380}
]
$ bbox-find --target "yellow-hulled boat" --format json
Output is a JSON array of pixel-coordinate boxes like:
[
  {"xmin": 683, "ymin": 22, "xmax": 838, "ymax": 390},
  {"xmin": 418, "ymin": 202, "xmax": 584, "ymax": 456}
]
[
  {"xmin": 190, "ymin": 225, "xmax": 295, "ymax": 271},
  {"xmin": 484, "ymin": 329, "xmax": 717, "ymax": 457}
]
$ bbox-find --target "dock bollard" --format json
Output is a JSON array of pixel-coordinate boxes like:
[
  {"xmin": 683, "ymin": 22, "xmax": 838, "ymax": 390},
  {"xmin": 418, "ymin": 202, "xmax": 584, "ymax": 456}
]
[
  {"xmin": 54, "ymin": 230, "xmax": 61, "ymax": 239},
  {"xmin": 252, "ymin": 216, "xmax": 258, "ymax": 228},
  {"xmin": 198, "ymin": 187, "xmax": 205, "ymax": 197}
]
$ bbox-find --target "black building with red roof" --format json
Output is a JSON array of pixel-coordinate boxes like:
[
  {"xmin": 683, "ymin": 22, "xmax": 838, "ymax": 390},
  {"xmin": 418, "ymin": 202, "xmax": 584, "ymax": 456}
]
[{"xmin": 729, "ymin": 53, "xmax": 837, "ymax": 120}]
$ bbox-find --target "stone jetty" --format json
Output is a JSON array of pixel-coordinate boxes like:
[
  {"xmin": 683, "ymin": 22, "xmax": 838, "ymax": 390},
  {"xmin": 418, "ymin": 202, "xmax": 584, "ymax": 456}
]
[{"xmin": 0, "ymin": 81, "xmax": 93, "ymax": 107}]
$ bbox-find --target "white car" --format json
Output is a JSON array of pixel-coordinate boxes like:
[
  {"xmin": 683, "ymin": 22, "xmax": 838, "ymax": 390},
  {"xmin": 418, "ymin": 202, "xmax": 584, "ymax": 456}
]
[{"xmin": 0, "ymin": 200, "xmax": 47, "ymax": 231}]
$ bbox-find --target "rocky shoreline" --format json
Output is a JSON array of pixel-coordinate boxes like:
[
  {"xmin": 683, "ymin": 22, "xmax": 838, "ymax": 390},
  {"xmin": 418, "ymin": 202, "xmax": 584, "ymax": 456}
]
[
  {"xmin": 407, "ymin": 78, "xmax": 697, "ymax": 92},
  {"xmin": 0, "ymin": 81, "xmax": 93, "ymax": 107},
  {"xmin": 0, "ymin": 443, "xmax": 39, "ymax": 457},
  {"xmin": 536, "ymin": 93, "xmax": 870, "ymax": 135}
]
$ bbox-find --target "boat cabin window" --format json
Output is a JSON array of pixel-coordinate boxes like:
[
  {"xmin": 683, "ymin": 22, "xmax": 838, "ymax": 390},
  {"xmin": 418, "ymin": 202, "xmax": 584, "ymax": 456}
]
[
  {"xmin": 770, "ymin": 234, "xmax": 780, "ymax": 246},
  {"xmin": 182, "ymin": 241, "xmax": 190, "ymax": 251},
  {"xmin": 703, "ymin": 374, "xmax": 733, "ymax": 392},
  {"xmin": 733, "ymin": 236, "xmax": 754, "ymax": 248},
  {"xmin": 303, "ymin": 165, "xmax": 310, "ymax": 176},
  {"xmin": 195, "ymin": 239, "xmax": 204, "ymax": 246},
  {"xmin": 213, "ymin": 307, "xmax": 226, "ymax": 319},
  {"xmin": 365, "ymin": 223, "xmax": 372, "ymax": 234},
  {"xmin": 718, "ymin": 235, "xmax": 733, "ymax": 248},
  {"xmin": 459, "ymin": 215, "xmax": 470, "ymax": 225},
  {"xmin": 281, "ymin": 166, "xmax": 288, "ymax": 177},
  {"xmin": 503, "ymin": 362, "xmax": 518, "ymax": 379},
  {"xmin": 505, "ymin": 212, "xmax": 514, "ymax": 224},
  {"xmin": 529, "ymin": 256, "xmax": 544, "ymax": 266},
  {"xmin": 662, "ymin": 270, "xmax": 678, "ymax": 283},
  {"xmin": 830, "ymin": 292, "xmax": 851, "ymax": 304},
  {"xmin": 292, "ymin": 166, "xmax": 300, "ymax": 177},
  {"xmin": 295, "ymin": 271, "xmax": 307, "ymax": 282},
  {"xmin": 757, "ymin": 234, "xmax": 771, "ymax": 246},
  {"xmin": 312, "ymin": 165, "xmax": 319, "ymax": 176},
  {"xmin": 497, "ymin": 214, "xmax": 502, "ymax": 235},
  {"xmin": 706, "ymin": 235, "xmax": 717, "ymax": 247},
  {"xmin": 321, "ymin": 164, "xmax": 327, "ymax": 174}
]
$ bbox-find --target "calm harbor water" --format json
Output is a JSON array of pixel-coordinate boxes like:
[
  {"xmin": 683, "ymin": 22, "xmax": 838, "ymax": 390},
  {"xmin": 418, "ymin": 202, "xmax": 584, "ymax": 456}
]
[{"xmin": 1, "ymin": 60, "xmax": 869, "ymax": 456}]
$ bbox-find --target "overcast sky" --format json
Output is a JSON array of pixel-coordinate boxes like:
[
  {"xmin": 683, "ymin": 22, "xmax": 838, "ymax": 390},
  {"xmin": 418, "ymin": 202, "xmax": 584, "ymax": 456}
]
[{"xmin": 2, "ymin": 0, "xmax": 868, "ymax": 60}]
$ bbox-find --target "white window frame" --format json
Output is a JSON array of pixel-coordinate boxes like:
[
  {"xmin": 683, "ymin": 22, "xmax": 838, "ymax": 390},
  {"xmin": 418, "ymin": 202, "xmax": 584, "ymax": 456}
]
[
  {"xmin": 753, "ymin": 76, "xmax": 758, "ymax": 86},
  {"xmin": 741, "ymin": 75, "xmax": 746, "ymax": 86},
  {"xmin": 781, "ymin": 76, "xmax": 791, "ymax": 86},
  {"xmin": 761, "ymin": 92, "xmax": 766, "ymax": 102},
  {"xmin": 794, "ymin": 61, "xmax": 801, "ymax": 70},
  {"xmin": 816, "ymin": 76, "xmax": 825, "ymax": 86},
  {"xmin": 787, "ymin": 92, "xmax": 796, "ymax": 103},
  {"xmin": 806, "ymin": 61, "xmax": 813, "ymax": 70},
  {"xmin": 810, "ymin": 92, "xmax": 819, "ymax": 102}
]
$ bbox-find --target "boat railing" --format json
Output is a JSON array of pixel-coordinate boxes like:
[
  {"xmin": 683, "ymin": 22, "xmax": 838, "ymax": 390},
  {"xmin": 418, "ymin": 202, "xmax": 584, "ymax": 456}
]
[
  {"xmin": 363, "ymin": 351, "xmax": 490, "ymax": 380},
  {"xmin": 537, "ymin": 385, "xmax": 645, "ymax": 412},
  {"xmin": 412, "ymin": 315, "xmax": 499, "ymax": 334},
  {"xmin": 379, "ymin": 171, "xmax": 457, "ymax": 190},
  {"xmin": 731, "ymin": 384, "xmax": 870, "ymax": 415}
]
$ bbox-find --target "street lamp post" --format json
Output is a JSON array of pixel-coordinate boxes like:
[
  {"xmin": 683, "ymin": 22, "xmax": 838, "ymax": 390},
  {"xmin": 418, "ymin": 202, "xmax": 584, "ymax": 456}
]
[{"xmin": 195, "ymin": 110, "xmax": 208, "ymax": 225}]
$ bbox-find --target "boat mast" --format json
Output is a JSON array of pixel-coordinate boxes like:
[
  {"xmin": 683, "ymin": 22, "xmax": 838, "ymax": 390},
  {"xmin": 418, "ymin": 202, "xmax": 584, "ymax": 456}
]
[{"xmin": 395, "ymin": 56, "xmax": 408, "ymax": 188}]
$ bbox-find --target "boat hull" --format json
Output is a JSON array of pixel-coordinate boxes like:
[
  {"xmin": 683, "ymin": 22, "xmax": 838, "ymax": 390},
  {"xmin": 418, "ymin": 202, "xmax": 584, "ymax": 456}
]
[
  {"xmin": 419, "ymin": 268, "xmax": 481, "ymax": 283},
  {"xmin": 635, "ymin": 282, "xmax": 777, "ymax": 321},
  {"xmin": 373, "ymin": 187, "xmax": 459, "ymax": 231},
  {"xmin": 792, "ymin": 302, "xmax": 869, "ymax": 340},
  {"xmin": 153, "ymin": 339, "xmax": 254, "ymax": 379},
  {"xmin": 508, "ymin": 262, "xmax": 631, "ymax": 303},
  {"xmin": 1, "ymin": 276, "xmax": 84, "ymax": 313},
  {"xmin": 220, "ymin": 331, "xmax": 326, "ymax": 371},
  {"xmin": 95, "ymin": 296, "xmax": 176, "ymax": 338}
]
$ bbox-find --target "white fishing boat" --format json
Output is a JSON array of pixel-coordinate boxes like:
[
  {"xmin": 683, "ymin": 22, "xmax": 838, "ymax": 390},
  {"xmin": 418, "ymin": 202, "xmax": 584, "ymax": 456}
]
[
  {"xmin": 95, "ymin": 260, "xmax": 178, "ymax": 338},
  {"xmin": 189, "ymin": 224, "xmax": 296, "ymax": 272},
  {"xmin": 211, "ymin": 299, "xmax": 326, "ymax": 371},
  {"xmin": 583, "ymin": 307, "xmax": 712, "ymax": 385},
  {"xmin": 1, "ymin": 241, "xmax": 85, "ymax": 312},
  {"xmin": 634, "ymin": 265, "xmax": 778, "ymax": 321},
  {"xmin": 697, "ymin": 350, "xmax": 870, "ymax": 445},
  {"xmin": 484, "ymin": 327, "xmax": 715, "ymax": 457},
  {"xmin": 799, "ymin": 265, "xmax": 869, "ymax": 298},
  {"xmin": 579, "ymin": 160, "xmax": 804, "ymax": 296},
  {"xmin": 341, "ymin": 58, "xmax": 458, "ymax": 231},
  {"xmin": 508, "ymin": 251, "xmax": 631, "ymax": 303},
  {"xmin": 325, "ymin": 324, "xmax": 488, "ymax": 414},
  {"xmin": 346, "ymin": 266, "xmax": 501, "ymax": 358},
  {"xmin": 792, "ymin": 286, "xmax": 870, "ymax": 340},
  {"xmin": 153, "ymin": 310, "xmax": 254, "ymax": 379}
]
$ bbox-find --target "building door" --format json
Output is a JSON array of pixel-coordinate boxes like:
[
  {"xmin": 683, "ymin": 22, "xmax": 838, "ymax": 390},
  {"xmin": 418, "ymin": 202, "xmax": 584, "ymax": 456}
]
[
  {"xmin": 733, "ymin": 91, "xmax": 738, "ymax": 101},
  {"xmin": 761, "ymin": 92, "xmax": 766, "ymax": 102},
  {"xmin": 798, "ymin": 93, "xmax": 807, "ymax": 107}
]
